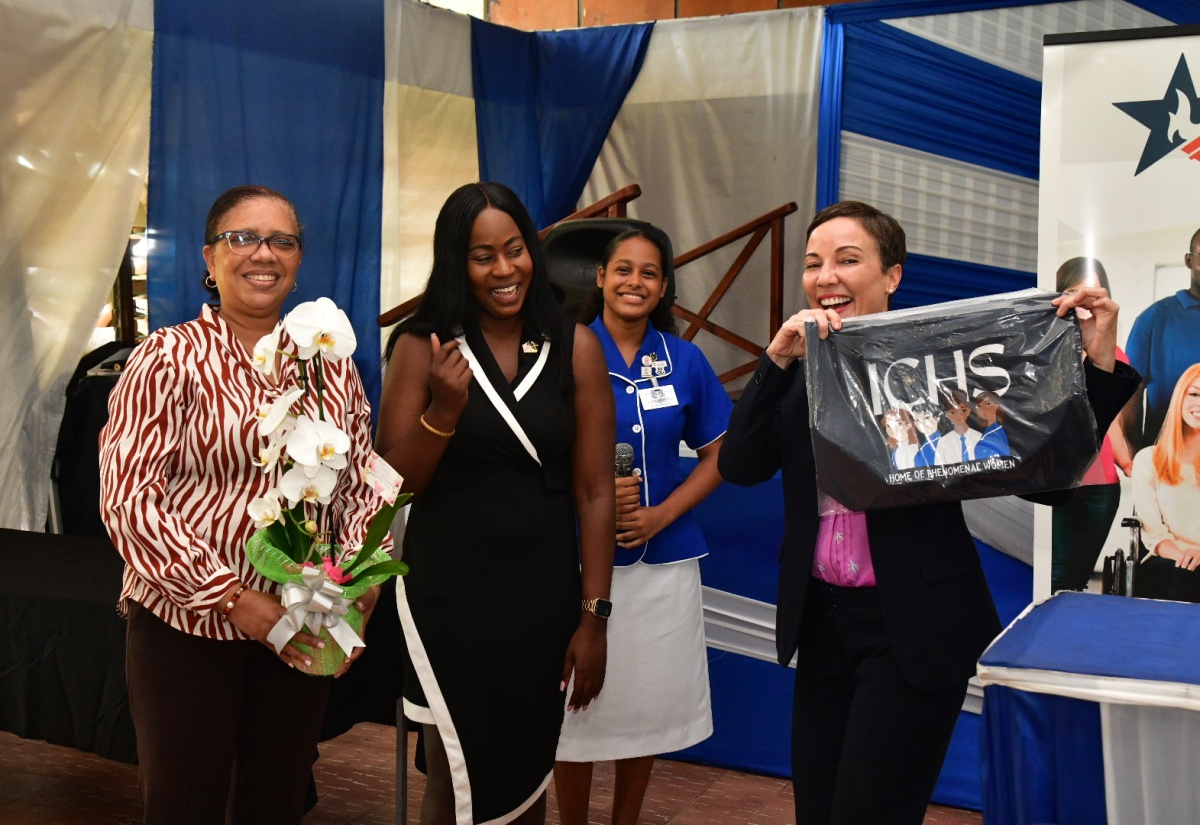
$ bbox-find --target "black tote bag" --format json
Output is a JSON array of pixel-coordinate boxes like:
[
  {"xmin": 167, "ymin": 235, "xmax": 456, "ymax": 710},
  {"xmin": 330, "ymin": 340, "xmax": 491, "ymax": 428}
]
[{"xmin": 804, "ymin": 289, "xmax": 1099, "ymax": 510}]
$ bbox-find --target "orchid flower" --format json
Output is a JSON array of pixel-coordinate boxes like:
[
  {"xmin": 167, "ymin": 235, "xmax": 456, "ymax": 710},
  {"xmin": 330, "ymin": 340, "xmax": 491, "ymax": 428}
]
[
  {"xmin": 247, "ymin": 489, "xmax": 284, "ymax": 529},
  {"xmin": 287, "ymin": 415, "xmax": 351, "ymax": 474},
  {"xmin": 250, "ymin": 322, "xmax": 284, "ymax": 377},
  {"xmin": 256, "ymin": 388, "xmax": 305, "ymax": 437},
  {"xmin": 279, "ymin": 464, "xmax": 338, "ymax": 508},
  {"xmin": 284, "ymin": 297, "xmax": 357, "ymax": 361},
  {"xmin": 252, "ymin": 434, "xmax": 287, "ymax": 473}
]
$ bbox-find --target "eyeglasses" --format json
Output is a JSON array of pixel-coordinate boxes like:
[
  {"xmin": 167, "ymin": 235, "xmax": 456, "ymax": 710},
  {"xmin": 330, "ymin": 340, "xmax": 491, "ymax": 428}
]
[{"xmin": 210, "ymin": 230, "xmax": 302, "ymax": 258}]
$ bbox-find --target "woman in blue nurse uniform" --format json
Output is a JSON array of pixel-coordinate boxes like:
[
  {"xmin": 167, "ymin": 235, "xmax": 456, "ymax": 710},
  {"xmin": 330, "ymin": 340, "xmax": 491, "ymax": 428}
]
[{"xmin": 554, "ymin": 227, "xmax": 732, "ymax": 825}]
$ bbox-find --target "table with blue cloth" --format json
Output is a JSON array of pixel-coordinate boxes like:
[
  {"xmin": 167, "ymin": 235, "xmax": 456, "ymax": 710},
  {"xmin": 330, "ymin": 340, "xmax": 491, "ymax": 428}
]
[{"xmin": 978, "ymin": 591, "xmax": 1200, "ymax": 825}]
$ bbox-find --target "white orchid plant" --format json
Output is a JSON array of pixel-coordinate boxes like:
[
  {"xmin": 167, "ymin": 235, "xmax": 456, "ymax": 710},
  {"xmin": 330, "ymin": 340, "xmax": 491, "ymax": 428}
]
[{"xmin": 243, "ymin": 298, "xmax": 409, "ymax": 673}]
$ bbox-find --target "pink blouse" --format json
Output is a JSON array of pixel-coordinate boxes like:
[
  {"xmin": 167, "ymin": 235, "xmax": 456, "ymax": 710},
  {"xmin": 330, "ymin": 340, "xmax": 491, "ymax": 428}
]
[{"xmin": 813, "ymin": 493, "xmax": 876, "ymax": 587}]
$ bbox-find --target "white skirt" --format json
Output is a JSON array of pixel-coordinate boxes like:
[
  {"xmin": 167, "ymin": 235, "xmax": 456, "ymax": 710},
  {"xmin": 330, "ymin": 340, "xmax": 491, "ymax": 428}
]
[{"xmin": 556, "ymin": 559, "xmax": 712, "ymax": 762}]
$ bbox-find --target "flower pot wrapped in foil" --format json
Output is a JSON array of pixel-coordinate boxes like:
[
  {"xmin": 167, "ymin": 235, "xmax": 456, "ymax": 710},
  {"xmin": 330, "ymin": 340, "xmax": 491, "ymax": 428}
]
[{"xmin": 247, "ymin": 532, "xmax": 405, "ymax": 676}]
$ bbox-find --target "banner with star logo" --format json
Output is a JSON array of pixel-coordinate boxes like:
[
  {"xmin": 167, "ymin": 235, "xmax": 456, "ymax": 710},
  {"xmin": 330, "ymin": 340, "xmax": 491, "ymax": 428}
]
[{"xmin": 1036, "ymin": 26, "xmax": 1200, "ymax": 603}]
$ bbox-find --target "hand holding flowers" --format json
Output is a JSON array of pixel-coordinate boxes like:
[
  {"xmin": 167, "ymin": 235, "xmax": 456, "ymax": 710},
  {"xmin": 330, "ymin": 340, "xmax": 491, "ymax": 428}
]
[{"xmin": 243, "ymin": 298, "xmax": 409, "ymax": 675}]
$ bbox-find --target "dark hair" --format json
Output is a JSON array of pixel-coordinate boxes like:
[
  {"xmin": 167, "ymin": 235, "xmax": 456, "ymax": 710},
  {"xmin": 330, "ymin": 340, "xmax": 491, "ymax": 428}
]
[
  {"xmin": 579, "ymin": 228, "xmax": 678, "ymax": 334},
  {"xmin": 940, "ymin": 387, "xmax": 972, "ymax": 411},
  {"xmin": 1055, "ymin": 257, "xmax": 1110, "ymax": 293},
  {"xmin": 976, "ymin": 390, "xmax": 1005, "ymax": 424},
  {"xmin": 881, "ymin": 407, "xmax": 918, "ymax": 447},
  {"xmin": 940, "ymin": 387, "xmax": 985, "ymax": 431},
  {"xmin": 807, "ymin": 201, "xmax": 906, "ymax": 271},
  {"xmin": 385, "ymin": 182, "xmax": 561, "ymax": 359},
  {"xmin": 201, "ymin": 185, "xmax": 303, "ymax": 298}
]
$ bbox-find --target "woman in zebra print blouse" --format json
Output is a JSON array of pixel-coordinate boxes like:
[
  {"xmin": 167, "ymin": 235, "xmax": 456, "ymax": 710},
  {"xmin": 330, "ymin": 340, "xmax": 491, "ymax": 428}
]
[{"xmin": 100, "ymin": 185, "xmax": 388, "ymax": 824}]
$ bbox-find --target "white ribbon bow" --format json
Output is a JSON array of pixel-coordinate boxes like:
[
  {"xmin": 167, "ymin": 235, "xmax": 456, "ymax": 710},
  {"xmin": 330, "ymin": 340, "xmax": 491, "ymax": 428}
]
[{"xmin": 266, "ymin": 566, "xmax": 365, "ymax": 656}]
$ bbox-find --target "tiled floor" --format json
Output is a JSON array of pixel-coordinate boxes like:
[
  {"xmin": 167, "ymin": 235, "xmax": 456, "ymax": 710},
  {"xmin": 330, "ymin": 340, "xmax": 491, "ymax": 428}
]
[{"xmin": 0, "ymin": 725, "xmax": 983, "ymax": 824}]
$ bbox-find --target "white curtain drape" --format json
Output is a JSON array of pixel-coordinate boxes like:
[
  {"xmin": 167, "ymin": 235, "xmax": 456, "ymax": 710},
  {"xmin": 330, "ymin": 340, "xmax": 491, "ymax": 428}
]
[
  {"xmin": 0, "ymin": 0, "xmax": 152, "ymax": 530},
  {"xmin": 888, "ymin": 0, "xmax": 1167, "ymax": 81},
  {"xmin": 839, "ymin": 132, "xmax": 1039, "ymax": 275},
  {"xmin": 582, "ymin": 7, "xmax": 823, "ymax": 386},
  {"xmin": 380, "ymin": 0, "xmax": 479, "ymax": 343},
  {"xmin": 1102, "ymin": 703, "xmax": 1200, "ymax": 825}
]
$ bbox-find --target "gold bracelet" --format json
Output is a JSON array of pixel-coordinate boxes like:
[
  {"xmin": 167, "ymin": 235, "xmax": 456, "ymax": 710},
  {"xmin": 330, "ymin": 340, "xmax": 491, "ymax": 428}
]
[
  {"xmin": 221, "ymin": 583, "xmax": 248, "ymax": 620},
  {"xmin": 419, "ymin": 414, "xmax": 455, "ymax": 438}
]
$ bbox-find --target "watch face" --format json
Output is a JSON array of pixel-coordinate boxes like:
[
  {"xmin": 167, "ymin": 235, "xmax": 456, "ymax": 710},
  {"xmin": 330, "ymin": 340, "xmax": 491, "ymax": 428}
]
[{"xmin": 595, "ymin": 599, "xmax": 612, "ymax": 618}]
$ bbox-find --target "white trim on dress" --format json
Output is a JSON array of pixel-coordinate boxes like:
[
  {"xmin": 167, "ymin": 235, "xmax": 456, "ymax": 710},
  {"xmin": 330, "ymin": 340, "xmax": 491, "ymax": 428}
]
[
  {"xmin": 395, "ymin": 576, "xmax": 474, "ymax": 825},
  {"xmin": 456, "ymin": 336, "xmax": 545, "ymax": 466}
]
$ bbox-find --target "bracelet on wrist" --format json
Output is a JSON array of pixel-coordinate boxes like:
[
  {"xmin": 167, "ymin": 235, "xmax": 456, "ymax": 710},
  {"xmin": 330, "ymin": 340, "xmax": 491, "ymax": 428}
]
[
  {"xmin": 221, "ymin": 583, "xmax": 249, "ymax": 620},
  {"xmin": 420, "ymin": 414, "xmax": 455, "ymax": 438}
]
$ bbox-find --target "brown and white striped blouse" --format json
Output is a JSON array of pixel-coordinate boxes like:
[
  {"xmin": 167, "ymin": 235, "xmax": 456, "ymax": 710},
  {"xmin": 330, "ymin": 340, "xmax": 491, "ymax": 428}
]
[{"xmin": 99, "ymin": 304, "xmax": 391, "ymax": 640}]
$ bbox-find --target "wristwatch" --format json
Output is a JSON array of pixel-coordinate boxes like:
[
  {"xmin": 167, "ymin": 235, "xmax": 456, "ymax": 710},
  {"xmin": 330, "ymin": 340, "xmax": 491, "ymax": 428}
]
[{"xmin": 581, "ymin": 597, "xmax": 613, "ymax": 618}]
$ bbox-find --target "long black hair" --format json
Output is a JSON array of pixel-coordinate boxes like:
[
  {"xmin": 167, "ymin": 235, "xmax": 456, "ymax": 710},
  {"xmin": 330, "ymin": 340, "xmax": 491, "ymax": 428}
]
[
  {"xmin": 579, "ymin": 227, "xmax": 677, "ymax": 334},
  {"xmin": 384, "ymin": 182, "xmax": 561, "ymax": 359}
]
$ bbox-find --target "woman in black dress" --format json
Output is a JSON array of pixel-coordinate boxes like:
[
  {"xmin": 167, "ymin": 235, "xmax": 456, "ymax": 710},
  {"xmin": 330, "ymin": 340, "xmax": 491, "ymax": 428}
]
[{"xmin": 376, "ymin": 182, "xmax": 615, "ymax": 825}]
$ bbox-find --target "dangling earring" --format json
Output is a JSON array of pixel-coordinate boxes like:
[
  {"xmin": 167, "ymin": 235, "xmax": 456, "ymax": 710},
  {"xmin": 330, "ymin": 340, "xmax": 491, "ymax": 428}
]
[
  {"xmin": 205, "ymin": 274, "xmax": 217, "ymax": 289},
  {"xmin": 291, "ymin": 283, "xmax": 298, "ymax": 293}
]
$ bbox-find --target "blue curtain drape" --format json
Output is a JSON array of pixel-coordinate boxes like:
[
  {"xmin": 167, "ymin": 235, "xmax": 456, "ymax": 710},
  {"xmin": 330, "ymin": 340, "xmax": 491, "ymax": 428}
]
[
  {"xmin": 841, "ymin": 22, "xmax": 1040, "ymax": 180},
  {"xmin": 894, "ymin": 255, "xmax": 1034, "ymax": 309},
  {"xmin": 148, "ymin": 0, "xmax": 386, "ymax": 406},
  {"xmin": 980, "ymin": 688, "xmax": 1107, "ymax": 825},
  {"xmin": 825, "ymin": 0, "xmax": 1058, "ymax": 24},
  {"xmin": 816, "ymin": 20, "xmax": 845, "ymax": 211},
  {"xmin": 470, "ymin": 19, "xmax": 653, "ymax": 229},
  {"xmin": 1125, "ymin": 1, "xmax": 1200, "ymax": 23}
]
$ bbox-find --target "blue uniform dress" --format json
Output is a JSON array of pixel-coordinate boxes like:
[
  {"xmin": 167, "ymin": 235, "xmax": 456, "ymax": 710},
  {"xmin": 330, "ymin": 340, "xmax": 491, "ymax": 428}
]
[
  {"xmin": 914, "ymin": 432, "xmax": 941, "ymax": 467},
  {"xmin": 556, "ymin": 320, "xmax": 732, "ymax": 762},
  {"xmin": 974, "ymin": 423, "xmax": 1011, "ymax": 459}
]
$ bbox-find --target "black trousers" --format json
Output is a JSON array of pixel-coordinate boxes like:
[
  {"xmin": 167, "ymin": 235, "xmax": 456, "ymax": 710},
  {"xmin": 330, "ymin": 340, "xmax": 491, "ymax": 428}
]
[
  {"xmin": 791, "ymin": 582, "xmax": 967, "ymax": 825},
  {"xmin": 126, "ymin": 602, "xmax": 332, "ymax": 825}
]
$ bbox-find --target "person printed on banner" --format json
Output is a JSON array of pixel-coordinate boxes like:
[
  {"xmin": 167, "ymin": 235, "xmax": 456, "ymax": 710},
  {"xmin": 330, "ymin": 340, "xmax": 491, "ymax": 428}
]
[
  {"xmin": 717, "ymin": 200, "xmax": 1140, "ymax": 825},
  {"xmin": 1050, "ymin": 257, "xmax": 1134, "ymax": 593},
  {"xmin": 375, "ymin": 182, "xmax": 615, "ymax": 825},
  {"xmin": 98, "ymin": 186, "xmax": 390, "ymax": 824},
  {"xmin": 1130, "ymin": 363, "xmax": 1200, "ymax": 603},
  {"xmin": 1121, "ymin": 227, "xmax": 1200, "ymax": 450},
  {"xmin": 554, "ymin": 227, "xmax": 732, "ymax": 825},
  {"xmin": 973, "ymin": 391, "xmax": 1011, "ymax": 459},
  {"xmin": 881, "ymin": 407, "xmax": 920, "ymax": 470},
  {"xmin": 911, "ymin": 402, "xmax": 943, "ymax": 468},
  {"xmin": 935, "ymin": 388, "xmax": 980, "ymax": 465}
]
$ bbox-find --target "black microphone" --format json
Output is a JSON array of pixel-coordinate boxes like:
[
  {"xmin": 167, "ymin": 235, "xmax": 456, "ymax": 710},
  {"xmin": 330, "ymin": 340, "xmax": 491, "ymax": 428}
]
[{"xmin": 615, "ymin": 442, "xmax": 634, "ymax": 478}]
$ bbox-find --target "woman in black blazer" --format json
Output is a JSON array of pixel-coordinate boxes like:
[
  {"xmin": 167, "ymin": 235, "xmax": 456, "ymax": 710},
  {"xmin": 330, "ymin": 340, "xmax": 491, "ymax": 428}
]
[{"xmin": 718, "ymin": 201, "xmax": 1139, "ymax": 825}]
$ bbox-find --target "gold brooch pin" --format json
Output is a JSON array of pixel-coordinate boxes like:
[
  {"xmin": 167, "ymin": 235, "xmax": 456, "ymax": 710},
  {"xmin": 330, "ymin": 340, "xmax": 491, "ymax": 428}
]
[{"xmin": 522, "ymin": 340, "xmax": 539, "ymax": 353}]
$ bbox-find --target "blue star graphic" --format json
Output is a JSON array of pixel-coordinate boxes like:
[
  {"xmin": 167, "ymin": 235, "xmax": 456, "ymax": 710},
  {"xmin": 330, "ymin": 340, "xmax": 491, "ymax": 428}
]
[{"xmin": 1113, "ymin": 54, "xmax": 1200, "ymax": 175}]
